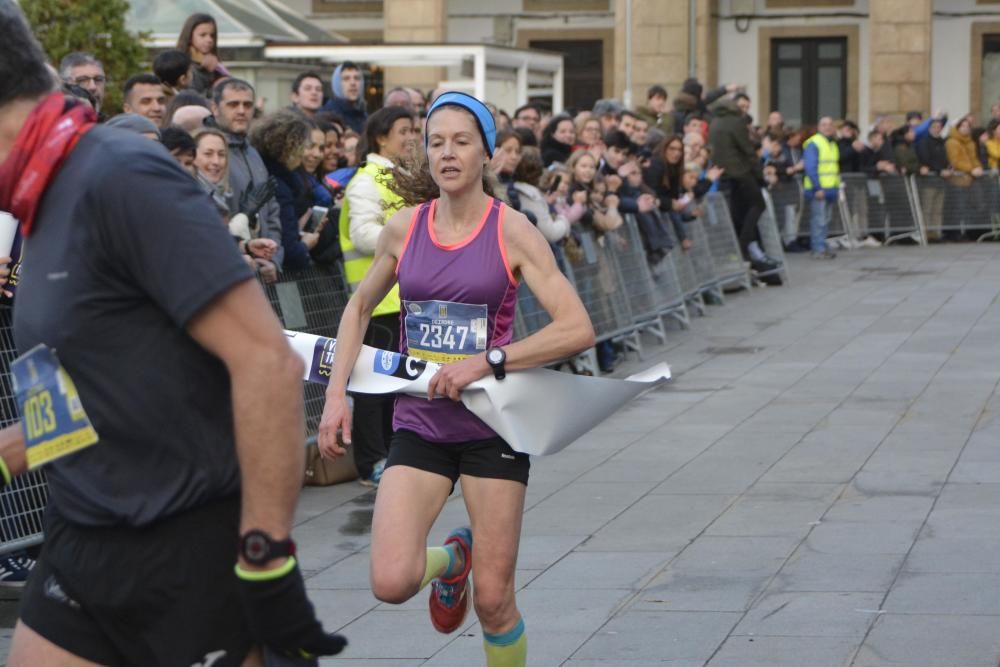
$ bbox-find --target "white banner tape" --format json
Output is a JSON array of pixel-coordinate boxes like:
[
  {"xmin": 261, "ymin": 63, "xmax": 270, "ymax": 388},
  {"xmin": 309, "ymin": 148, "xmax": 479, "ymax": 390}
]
[{"xmin": 284, "ymin": 330, "xmax": 671, "ymax": 456}]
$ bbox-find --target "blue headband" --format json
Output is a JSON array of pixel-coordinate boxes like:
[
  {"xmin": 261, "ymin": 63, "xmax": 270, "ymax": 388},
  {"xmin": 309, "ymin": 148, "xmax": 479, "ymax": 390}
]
[{"xmin": 424, "ymin": 91, "xmax": 497, "ymax": 157}]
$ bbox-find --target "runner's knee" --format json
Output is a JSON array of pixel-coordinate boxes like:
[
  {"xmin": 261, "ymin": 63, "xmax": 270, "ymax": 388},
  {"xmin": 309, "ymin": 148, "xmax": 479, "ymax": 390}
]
[
  {"xmin": 370, "ymin": 559, "xmax": 422, "ymax": 604},
  {"xmin": 472, "ymin": 580, "xmax": 517, "ymax": 630}
]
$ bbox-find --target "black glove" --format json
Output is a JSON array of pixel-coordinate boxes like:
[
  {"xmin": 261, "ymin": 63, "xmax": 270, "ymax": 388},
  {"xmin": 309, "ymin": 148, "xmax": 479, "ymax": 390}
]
[
  {"xmin": 238, "ymin": 178, "xmax": 277, "ymax": 220},
  {"xmin": 236, "ymin": 558, "xmax": 348, "ymax": 659}
]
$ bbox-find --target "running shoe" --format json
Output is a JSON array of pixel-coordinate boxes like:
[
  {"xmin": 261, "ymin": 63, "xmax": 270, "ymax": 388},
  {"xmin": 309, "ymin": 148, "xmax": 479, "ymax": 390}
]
[
  {"xmin": 0, "ymin": 554, "xmax": 34, "ymax": 588},
  {"xmin": 429, "ymin": 526, "xmax": 473, "ymax": 634},
  {"xmin": 359, "ymin": 458, "xmax": 386, "ymax": 488}
]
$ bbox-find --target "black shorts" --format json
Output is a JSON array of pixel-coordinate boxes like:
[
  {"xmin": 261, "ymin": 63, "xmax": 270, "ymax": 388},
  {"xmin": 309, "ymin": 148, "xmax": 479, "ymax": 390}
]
[
  {"xmin": 386, "ymin": 429, "xmax": 530, "ymax": 488},
  {"xmin": 19, "ymin": 495, "xmax": 253, "ymax": 667}
]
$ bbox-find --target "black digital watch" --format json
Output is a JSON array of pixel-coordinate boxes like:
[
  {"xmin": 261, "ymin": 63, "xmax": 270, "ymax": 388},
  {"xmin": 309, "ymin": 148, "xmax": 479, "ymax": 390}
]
[
  {"xmin": 239, "ymin": 530, "xmax": 297, "ymax": 566},
  {"xmin": 486, "ymin": 347, "xmax": 507, "ymax": 380}
]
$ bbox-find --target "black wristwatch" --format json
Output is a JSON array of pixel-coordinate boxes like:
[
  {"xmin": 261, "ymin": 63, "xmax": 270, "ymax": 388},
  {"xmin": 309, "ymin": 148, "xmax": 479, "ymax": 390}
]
[
  {"xmin": 239, "ymin": 530, "xmax": 297, "ymax": 566},
  {"xmin": 486, "ymin": 347, "xmax": 507, "ymax": 381}
]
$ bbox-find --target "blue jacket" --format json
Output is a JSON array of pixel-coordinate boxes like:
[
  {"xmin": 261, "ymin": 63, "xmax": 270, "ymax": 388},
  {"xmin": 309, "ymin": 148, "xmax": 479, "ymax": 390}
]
[{"xmin": 261, "ymin": 155, "xmax": 312, "ymax": 271}]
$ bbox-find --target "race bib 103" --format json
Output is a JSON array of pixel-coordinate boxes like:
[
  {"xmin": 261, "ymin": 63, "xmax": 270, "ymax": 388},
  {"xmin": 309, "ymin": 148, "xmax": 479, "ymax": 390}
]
[
  {"xmin": 11, "ymin": 345, "xmax": 99, "ymax": 469},
  {"xmin": 403, "ymin": 299, "xmax": 489, "ymax": 364}
]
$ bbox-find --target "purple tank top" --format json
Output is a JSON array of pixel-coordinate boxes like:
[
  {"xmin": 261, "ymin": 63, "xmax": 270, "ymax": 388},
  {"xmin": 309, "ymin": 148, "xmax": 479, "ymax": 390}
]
[{"xmin": 393, "ymin": 197, "xmax": 517, "ymax": 443}]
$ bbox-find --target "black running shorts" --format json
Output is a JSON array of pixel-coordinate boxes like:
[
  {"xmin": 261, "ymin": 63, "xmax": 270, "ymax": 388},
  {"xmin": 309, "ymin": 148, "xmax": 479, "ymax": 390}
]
[
  {"xmin": 19, "ymin": 495, "xmax": 254, "ymax": 667},
  {"xmin": 386, "ymin": 429, "xmax": 531, "ymax": 487}
]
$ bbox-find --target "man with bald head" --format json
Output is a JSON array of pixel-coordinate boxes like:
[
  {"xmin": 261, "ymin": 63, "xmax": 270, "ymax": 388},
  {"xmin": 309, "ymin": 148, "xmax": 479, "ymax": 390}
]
[{"xmin": 171, "ymin": 105, "xmax": 212, "ymax": 133}]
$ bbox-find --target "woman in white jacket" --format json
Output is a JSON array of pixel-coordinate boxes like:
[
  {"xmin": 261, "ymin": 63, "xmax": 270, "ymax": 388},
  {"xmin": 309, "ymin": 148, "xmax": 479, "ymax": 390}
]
[{"xmin": 511, "ymin": 146, "xmax": 570, "ymax": 243}]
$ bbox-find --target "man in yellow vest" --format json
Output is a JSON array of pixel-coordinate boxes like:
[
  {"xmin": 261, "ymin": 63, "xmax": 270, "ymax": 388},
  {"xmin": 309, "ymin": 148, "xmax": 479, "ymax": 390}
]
[
  {"xmin": 336, "ymin": 106, "xmax": 411, "ymax": 485},
  {"xmin": 803, "ymin": 116, "xmax": 840, "ymax": 259}
]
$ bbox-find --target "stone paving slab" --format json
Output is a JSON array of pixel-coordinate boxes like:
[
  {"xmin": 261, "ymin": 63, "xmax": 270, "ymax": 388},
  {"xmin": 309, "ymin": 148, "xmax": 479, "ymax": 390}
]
[{"xmin": 7, "ymin": 244, "xmax": 1000, "ymax": 666}]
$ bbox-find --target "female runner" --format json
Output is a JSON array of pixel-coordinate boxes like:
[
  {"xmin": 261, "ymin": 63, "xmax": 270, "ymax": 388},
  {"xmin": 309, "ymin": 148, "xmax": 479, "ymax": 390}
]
[{"xmin": 318, "ymin": 92, "xmax": 594, "ymax": 666}]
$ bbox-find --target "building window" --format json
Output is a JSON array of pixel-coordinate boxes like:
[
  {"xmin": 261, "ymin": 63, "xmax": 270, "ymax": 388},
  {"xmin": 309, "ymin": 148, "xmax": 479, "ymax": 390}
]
[
  {"xmin": 771, "ymin": 37, "xmax": 846, "ymax": 126},
  {"xmin": 530, "ymin": 39, "xmax": 603, "ymax": 111}
]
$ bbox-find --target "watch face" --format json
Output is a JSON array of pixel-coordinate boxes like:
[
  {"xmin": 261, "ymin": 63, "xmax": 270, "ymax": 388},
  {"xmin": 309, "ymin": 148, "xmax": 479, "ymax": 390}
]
[
  {"xmin": 244, "ymin": 533, "xmax": 270, "ymax": 561},
  {"xmin": 487, "ymin": 349, "xmax": 504, "ymax": 365}
]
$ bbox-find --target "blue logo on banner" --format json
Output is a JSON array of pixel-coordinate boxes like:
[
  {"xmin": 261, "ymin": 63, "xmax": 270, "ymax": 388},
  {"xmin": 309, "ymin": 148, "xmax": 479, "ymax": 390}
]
[{"xmin": 374, "ymin": 350, "xmax": 401, "ymax": 376}]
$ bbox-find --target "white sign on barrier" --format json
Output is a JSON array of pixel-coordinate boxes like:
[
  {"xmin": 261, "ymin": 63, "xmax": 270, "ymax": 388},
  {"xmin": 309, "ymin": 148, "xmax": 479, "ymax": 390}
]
[{"xmin": 284, "ymin": 330, "xmax": 671, "ymax": 457}]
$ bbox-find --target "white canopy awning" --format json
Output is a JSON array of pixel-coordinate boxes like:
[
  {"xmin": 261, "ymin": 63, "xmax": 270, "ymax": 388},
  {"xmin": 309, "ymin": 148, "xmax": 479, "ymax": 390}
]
[{"xmin": 263, "ymin": 43, "xmax": 565, "ymax": 111}]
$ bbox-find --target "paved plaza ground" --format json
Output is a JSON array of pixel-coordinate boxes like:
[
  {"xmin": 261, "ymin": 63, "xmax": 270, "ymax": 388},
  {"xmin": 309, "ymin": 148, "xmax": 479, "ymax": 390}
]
[{"xmin": 5, "ymin": 243, "xmax": 1000, "ymax": 666}]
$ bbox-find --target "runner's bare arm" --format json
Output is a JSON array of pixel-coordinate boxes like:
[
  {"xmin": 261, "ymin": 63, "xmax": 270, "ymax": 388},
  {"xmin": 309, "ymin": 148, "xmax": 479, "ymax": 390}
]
[
  {"xmin": 187, "ymin": 279, "xmax": 305, "ymax": 569},
  {"xmin": 0, "ymin": 425, "xmax": 27, "ymax": 482},
  {"xmin": 501, "ymin": 208, "xmax": 595, "ymax": 369},
  {"xmin": 317, "ymin": 207, "xmax": 412, "ymax": 455}
]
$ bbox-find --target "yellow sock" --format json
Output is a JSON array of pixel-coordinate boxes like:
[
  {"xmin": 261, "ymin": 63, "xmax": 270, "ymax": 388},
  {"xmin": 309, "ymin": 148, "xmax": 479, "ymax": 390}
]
[
  {"xmin": 483, "ymin": 618, "xmax": 526, "ymax": 667},
  {"xmin": 420, "ymin": 546, "xmax": 453, "ymax": 590}
]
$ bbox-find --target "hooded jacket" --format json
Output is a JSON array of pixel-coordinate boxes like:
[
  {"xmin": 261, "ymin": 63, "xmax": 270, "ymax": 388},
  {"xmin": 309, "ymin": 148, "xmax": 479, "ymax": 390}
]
[
  {"xmin": 945, "ymin": 129, "xmax": 980, "ymax": 186},
  {"xmin": 320, "ymin": 64, "xmax": 368, "ymax": 134},
  {"xmin": 708, "ymin": 98, "xmax": 761, "ymax": 181}
]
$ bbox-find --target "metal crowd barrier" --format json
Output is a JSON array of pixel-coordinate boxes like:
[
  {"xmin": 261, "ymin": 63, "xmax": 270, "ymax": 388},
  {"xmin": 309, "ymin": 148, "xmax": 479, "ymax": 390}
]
[
  {"xmin": 769, "ymin": 179, "xmax": 804, "ymax": 247},
  {"xmin": 658, "ymin": 215, "xmax": 706, "ymax": 317},
  {"xmin": 0, "ymin": 306, "xmax": 49, "ymax": 556},
  {"xmin": 702, "ymin": 192, "xmax": 752, "ymax": 291},
  {"xmin": 257, "ymin": 263, "xmax": 351, "ymax": 445},
  {"xmin": 911, "ymin": 173, "xmax": 1000, "ymax": 242},
  {"xmin": 759, "ymin": 189, "xmax": 791, "ymax": 284}
]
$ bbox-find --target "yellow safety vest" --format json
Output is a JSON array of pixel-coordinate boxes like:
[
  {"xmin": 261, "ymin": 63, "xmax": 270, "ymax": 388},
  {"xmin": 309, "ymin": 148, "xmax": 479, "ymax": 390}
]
[
  {"xmin": 803, "ymin": 133, "xmax": 840, "ymax": 191},
  {"xmin": 339, "ymin": 161, "xmax": 404, "ymax": 317}
]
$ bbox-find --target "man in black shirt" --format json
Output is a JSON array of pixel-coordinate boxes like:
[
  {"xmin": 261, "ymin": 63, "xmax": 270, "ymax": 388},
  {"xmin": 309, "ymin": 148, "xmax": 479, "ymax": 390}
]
[{"xmin": 0, "ymin": 3, "xmax": 345, "ymax": 665}]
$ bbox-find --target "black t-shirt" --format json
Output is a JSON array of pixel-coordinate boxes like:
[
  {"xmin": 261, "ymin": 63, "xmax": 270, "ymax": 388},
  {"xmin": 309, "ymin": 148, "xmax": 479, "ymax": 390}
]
[{"xmin": 13, "ymin": 126, "xmax": 254, "ymax": 527}]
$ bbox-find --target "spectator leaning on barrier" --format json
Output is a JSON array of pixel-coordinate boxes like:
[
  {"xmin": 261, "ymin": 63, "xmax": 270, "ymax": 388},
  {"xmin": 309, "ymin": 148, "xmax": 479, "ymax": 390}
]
[
  {"xmin": 208, "ymin": 78, "xmax": 285, "ymax": 279},
  {"xmin": 803, "ymin": 116, "xmax": 840, "ymax": 259},
  {"xmin": 192, "ymin": 127, "xmax": 279, "ymax": 269},
  {"xmin": 338, "ymin": 105, "xmax": 415, "ymax": 487},
  {"xmin": 58, "ymin": 52, "xmax": 105, "ymax": 115},
  {"xmin": 636, "ymin": 84, "xmax": 674, "ymax": 137},
  {"xmin": 539, "ymin": 113, "xmax": 575, "ymax": 167},
  {"xmin": 984, "ymin": 119, "xmax": 1000, "ymax": 170},
  {"xmin": 122, "ymin": 73, "xmax": 166, "ymax": 126},
  {"xmin": 177, "ymin": 12, "xmax": 229, "ymax": 96},
  {"xmin": 512, "ymin": 146, "xmax": 570, "ymax": 243},
  {"xmin": 321, "ymin": 62, "xmax": 367, "ymax": 134},
  {"xmin": 836, "ymin": 120, "xmax": 864, "ymax": 173},
  {"xmin": 290, "ymin": 71, "xmax": 324, "ymax": 119},
  {"xmin": 890, "ymin": 125, "xmax": 921, "ymax": 175},
  {"xmin": 915, "ymin": 117, "xmax": 951, "ymax": 242},
  {"xmin": 253, "ymin": 111, "xmax": 323, "ymax": 273},
  {"xmin": 945, "ymin": 114, "xmax": 983, "ymax": 185}
]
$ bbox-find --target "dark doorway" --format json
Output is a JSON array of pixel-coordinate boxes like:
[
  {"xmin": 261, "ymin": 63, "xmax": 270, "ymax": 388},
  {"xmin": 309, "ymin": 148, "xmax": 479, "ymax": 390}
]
[
  {"xmin": 529, "ymin": 39, "xmax": 602, "ymax": 112},
  {"xmin": 771, "ymin": 37, "xmax": 847, "ymax": 127}
]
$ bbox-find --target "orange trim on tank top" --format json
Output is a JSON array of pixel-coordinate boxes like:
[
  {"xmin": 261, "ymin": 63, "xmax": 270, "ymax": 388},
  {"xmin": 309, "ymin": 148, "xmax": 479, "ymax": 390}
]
[
  {"xmin": 496, "ymin": 202, "xmax": 518, "ymax": 285},
  {"xmin": 395, "ymin": 205, "xmax": 422, "ymax": 276},
  {"xmin": 427, "ymin": 197, "xmax": 494, "ymax": 251}
]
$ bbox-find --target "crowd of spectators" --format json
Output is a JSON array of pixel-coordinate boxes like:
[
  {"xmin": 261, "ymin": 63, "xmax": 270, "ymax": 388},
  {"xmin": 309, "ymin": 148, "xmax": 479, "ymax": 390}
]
[{"xmin": 48, "ymin": 11, "xmax": 1000, "ymax": 358}]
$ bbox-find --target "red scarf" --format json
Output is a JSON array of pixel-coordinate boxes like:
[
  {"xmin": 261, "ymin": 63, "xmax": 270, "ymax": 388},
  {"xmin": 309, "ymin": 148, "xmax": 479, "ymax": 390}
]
[{"xmin": 0, "ymin": 93, "xmax": 96, "ymax": 236}]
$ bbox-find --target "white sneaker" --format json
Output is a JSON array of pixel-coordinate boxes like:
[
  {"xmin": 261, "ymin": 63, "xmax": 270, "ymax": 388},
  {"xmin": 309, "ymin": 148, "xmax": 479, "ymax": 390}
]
[{"xmin": 861, "ymin": 236, "xmax": 882, "ymax": 247}]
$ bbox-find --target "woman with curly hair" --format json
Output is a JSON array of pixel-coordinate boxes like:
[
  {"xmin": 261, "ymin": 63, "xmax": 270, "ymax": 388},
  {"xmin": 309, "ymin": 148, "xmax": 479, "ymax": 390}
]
[
  {"xmin": 251, "ymin": 110, "xmax": 323, "ymax": 271},
  {"xmin": 176, "ymin": 13, "xmax": 229, "ymax": 96},
  {"xmin": 318, "ymin": 92, "xmax": 593, "ymax": 667}
]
